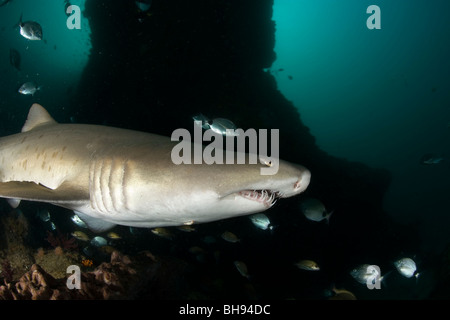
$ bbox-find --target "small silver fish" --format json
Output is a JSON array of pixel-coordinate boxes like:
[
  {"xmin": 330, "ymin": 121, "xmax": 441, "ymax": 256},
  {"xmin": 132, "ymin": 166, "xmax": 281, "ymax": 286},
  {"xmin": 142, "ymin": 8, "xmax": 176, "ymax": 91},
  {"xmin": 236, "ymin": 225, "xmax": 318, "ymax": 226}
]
[
  {"xmin": 294, "ymin": 259, "xmax": 320, "ymax": 271},
  {"xmin": 151, "ymin": 227, "xmax": 174, "ymax": 240},
  {"xmin": 135, "ymin": 0, "xmax": 152, "ymax": 12},
  {"xmin": 209, "ymin": 118, "xmax": 239, "ymax": 136},
  {"xmin": 420, "ymin": 153, "xmax": 444, "ymax": 165},
  {"xmin": 18, "ymin": 14, "xmax": 43, "ymax": 40},
  {"xmin": 249, "ymin": 213, "xmax": 272, "ymax": 231},
  {"xmin": 18, "ymin": 81, "xmax": 40, "ymax": 96},
  {"xmin": 221, "ymin": 231, "xmax": 240, "ymax": 243},
  {"xmin": 234, "ymin": 260, "xmax": 250, "ymax": 279},
  {"xmin": 394, "ymin": 257, "xmax": 419, "ymax": 279},
  {"xmin": 71, "ymin": 214, "xmax": 88, "ymax": 229},
  {"xmin": 300, "ymin": 198, "xmax": 333, "ymax": 223},
  {"xmin": 37, "ymin": 209, "xmax": 51, "ymax": 222},
  {"xmin": 350, "ymin": 264, "xmax": 381, "ymax": 285},
  {"xmin": 90, "ymin": 236, "xmax": 107, "ymax": 247},
  {"xmin": 192, "ymin": 113, "xmax": 211, "ymax": 130},
  {"xmin": 107, "ymin": 231, "xmax": 122, "ymax": 240},
  {"xmin": 329, "ymin": 286, "xmax": 357, "ymax": 300},
  {"xmin": 99, "ymin": 245, "xmax": 116, "ymax": 255},
  {"xmin": 71, "ymin": 231, "xmax": 90, "ymax": 241}
]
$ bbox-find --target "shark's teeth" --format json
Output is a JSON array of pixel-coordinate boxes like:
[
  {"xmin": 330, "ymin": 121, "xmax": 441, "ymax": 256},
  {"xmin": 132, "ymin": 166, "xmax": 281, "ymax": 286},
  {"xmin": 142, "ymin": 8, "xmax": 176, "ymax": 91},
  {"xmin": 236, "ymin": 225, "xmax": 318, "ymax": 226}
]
[{"xmin": 238, "ymin": 190, "xmax": 279, "ymax": 207}]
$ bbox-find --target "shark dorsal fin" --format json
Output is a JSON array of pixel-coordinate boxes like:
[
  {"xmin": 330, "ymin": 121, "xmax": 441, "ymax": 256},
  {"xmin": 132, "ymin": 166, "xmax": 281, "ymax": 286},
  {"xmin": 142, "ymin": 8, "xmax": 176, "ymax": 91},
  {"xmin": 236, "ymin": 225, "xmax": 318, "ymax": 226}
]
[{"xmin": 22, "ymin": 103, "xmax": 57, "ymax": 133}]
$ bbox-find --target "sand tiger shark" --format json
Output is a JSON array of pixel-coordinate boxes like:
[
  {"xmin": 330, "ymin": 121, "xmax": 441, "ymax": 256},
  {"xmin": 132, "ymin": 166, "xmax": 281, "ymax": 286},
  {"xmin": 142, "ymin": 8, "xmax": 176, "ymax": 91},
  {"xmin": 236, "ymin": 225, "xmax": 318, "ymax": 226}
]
[{"xmin": 0, "ymin": 104, "xmax": 311, "ymax": 231}]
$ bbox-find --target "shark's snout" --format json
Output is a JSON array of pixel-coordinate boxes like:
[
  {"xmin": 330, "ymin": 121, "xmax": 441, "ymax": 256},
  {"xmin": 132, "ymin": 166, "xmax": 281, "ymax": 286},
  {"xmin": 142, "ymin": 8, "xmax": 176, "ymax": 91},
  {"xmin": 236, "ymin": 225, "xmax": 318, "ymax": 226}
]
[
  {"xmin": 235, "ymin": 166, "xmax": 311, "ymax": 210},
  {"xmin": 293, "ymin": 168, "xmax": 311, "ymax": 195}
]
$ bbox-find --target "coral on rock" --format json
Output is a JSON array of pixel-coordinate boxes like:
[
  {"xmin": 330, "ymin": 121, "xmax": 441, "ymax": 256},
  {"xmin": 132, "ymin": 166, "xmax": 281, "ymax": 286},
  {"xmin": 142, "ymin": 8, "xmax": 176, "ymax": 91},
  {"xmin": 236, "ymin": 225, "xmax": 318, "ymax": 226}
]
[
  {"xmin": 45, "ymin": 230, "xmax": 78, "ymax": 250},
  {"xmin": 2, "ymin": 264, "xmax": 63, "ymax": 300},
  {"xmin": 0, "ymin": 250, "xmax": 160, "ymax": 300},
  {"xmin": 33, "ymin": 247, "xmax": 81, "ymax": 280}
]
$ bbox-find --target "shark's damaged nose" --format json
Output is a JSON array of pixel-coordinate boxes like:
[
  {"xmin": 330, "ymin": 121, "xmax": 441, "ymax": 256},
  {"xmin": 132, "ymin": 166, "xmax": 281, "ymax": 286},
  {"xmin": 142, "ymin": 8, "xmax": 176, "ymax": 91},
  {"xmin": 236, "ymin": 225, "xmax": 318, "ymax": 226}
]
[{"xmin": 293, "ymin": 168, "xmax": 311, "ymax": 194}]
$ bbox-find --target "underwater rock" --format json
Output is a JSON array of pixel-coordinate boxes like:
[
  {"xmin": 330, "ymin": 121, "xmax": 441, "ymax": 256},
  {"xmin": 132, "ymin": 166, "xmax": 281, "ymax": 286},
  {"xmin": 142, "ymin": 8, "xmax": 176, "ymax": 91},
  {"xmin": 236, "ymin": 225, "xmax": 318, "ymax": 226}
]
[
  {"xmin": 0, "ymin": 209, "xmax": 35, "ymax": 281},
  {"xmin": 0, "ymin": 209, "xmax": 30, "ymax": 249},
  {"xmin": 33, "ymin": 247, "xmax": 81, "ymax": 280},
  {"xmin": 0, "ymin": 250, "xmax": 162, "ymax": 300},
  {"xmin": 0, "ymin": 264, "xmax": 61, "ymax": 300}
]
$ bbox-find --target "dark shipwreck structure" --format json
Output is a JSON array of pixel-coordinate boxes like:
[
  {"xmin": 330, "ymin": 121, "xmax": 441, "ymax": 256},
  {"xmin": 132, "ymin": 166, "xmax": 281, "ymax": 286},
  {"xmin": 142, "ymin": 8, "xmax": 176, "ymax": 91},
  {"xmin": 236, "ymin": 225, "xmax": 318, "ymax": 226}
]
[{"xmin": 0, "ymin": 0, "xmax": 430, "ymax": 300}]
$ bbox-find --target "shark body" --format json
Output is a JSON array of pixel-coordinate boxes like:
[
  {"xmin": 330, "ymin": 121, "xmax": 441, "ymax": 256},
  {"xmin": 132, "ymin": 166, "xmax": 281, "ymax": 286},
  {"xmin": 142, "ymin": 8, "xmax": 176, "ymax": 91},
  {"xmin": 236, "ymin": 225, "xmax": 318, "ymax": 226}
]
[{"xmin": 0, "ymin": 104, "xmax": 311, "ymax": 231}]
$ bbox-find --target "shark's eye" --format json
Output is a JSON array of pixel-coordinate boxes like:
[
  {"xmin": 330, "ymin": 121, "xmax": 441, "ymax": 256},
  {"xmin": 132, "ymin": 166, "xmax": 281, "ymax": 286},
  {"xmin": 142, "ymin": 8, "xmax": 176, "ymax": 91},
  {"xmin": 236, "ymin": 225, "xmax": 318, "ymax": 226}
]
[{"xmin": 259, "ymin": 157, "xmax": 272, "ymax": 167}]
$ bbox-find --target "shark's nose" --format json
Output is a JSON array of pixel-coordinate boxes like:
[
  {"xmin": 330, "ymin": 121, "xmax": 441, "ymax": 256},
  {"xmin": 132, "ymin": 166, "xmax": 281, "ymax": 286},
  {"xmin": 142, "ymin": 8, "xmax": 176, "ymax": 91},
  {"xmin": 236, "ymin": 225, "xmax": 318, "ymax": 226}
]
[{"xmin": 294, "ymin": 168, "xmax": 311, "ymax": 193}]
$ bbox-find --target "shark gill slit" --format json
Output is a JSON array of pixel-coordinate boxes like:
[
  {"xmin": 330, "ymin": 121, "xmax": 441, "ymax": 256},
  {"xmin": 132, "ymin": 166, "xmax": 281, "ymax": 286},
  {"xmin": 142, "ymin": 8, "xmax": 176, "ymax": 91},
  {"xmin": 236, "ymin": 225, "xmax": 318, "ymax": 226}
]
[
  {"xmin": 90, "ymin": 158, "xmax": 129, "ymax": 214},
  {"xmin": 90, "ymin": 158, "xmax": 102, "ymax": 212},
  {"xmin": 100, "ymin": 158, "xmax": 113, "ymax": 212},
  {"xmin": 91, "ymin": 158, "xmax": 107, "ymax": 213},
  {"xmin": 109, "ymin": 158, "xmax": 127, "ymax": 213}
]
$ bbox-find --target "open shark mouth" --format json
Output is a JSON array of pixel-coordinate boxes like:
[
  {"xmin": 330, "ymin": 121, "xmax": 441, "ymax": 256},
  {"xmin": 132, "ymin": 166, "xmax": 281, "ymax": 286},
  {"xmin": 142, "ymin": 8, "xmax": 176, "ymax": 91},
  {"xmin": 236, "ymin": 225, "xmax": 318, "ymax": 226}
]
[{"xmin": 238, "ymin": 190, "xmax": 281, "ymax": 208}]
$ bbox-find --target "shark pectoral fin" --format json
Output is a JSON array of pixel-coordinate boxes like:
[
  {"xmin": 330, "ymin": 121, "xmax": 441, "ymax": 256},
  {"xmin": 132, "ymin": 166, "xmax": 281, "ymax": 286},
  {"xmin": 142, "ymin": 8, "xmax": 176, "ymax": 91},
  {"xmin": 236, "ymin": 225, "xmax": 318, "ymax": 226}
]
[
  {"xmin": 0, "ymin": 181, "xmax": 88, "ymax": 204},
  {"xmin": 7, "ymin": 198, "xmax": 21, "ymax": 208},
  {"xmin": 73, "ymin": 211, "xmax": 116, "ymax": 232}
]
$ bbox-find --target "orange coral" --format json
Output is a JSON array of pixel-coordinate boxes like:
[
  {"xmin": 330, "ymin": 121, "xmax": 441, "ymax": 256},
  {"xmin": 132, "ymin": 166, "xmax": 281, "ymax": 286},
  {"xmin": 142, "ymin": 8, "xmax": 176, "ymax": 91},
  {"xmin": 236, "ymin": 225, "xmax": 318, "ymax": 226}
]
[{"xmin": 82, "ymin": 259, "xmax": 93, "ymax": 267}]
